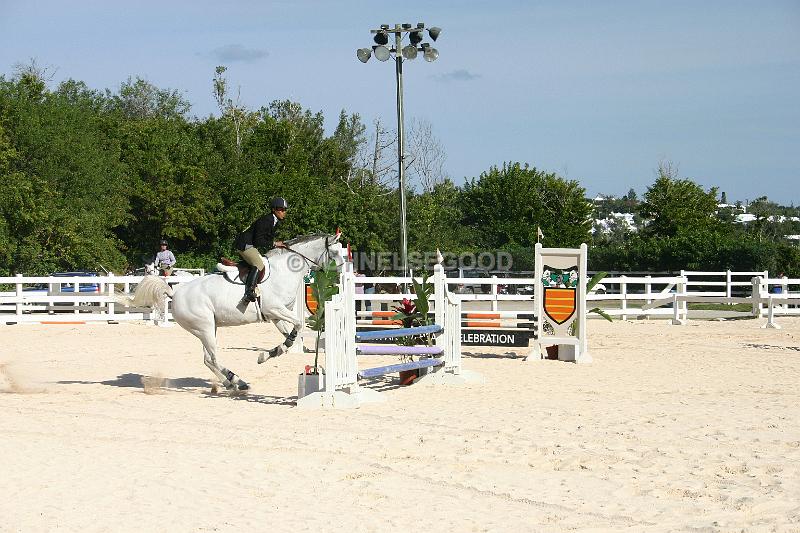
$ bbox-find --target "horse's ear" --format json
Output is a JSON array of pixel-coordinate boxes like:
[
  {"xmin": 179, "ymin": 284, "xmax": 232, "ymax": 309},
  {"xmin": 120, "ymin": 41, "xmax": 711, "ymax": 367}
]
[{"xmin": 333, "ymin": 228, "xmax": 342, "ymax": 242}]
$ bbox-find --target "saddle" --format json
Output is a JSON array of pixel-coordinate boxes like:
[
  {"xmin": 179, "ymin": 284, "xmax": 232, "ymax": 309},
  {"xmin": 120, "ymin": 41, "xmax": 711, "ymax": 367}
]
[{"xmin": 219, "ymin": 258, "xmax": 266, "ymax": 284}]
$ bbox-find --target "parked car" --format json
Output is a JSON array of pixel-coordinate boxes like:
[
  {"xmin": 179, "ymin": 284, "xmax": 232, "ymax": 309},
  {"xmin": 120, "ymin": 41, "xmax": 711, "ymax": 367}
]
[
  {"xmin": 22, "ymin": 283, "xmax": 48, "ymax": 293},
  {"xmin": 445, "ymin": 268, "xmax": 491, "ymax": 294},
  {"xmin": 516, "ymin": 284, "xmax": 535, "ymax": 295},
  {"xmin": 18, "ymin": 272, "xmax": 101, "ymax": 313},
  {"xmin": 490, "ymin": 271, "xmax": 525, "ymax": 295},
  {"xmin": 50, "ymin": 271, "xmax": 101, "ymax": 293},
  {"xmin": 590, "ymin": 283, "xmax": 607, "ymax": 295},
  {"xmin": 21, "ymin": 272, "xmax": 101, "ymax": 294}
]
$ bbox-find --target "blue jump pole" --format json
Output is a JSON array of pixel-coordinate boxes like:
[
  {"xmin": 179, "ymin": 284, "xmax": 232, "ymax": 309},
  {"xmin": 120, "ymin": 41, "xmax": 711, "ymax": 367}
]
[
  {"xmin": 358, "ymin": 358, "xmax": 444, "ymax": 379},
  {"xmin": 355, "ymin": 324, "xmax": 442, "ymax": 342}
]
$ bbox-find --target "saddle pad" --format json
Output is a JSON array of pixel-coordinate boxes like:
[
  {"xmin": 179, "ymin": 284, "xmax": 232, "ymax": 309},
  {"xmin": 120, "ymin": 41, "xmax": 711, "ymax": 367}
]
[{"xmin": 215, "ymin": 257, "xmax": 271, "ymax": 284}]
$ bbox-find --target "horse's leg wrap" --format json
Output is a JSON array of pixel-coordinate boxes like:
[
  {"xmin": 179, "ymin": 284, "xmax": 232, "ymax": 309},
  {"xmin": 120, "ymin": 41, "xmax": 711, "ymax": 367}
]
[
  {"xmin": 257, "ymin": 327, "xmax": 298, "ymax": 364},
  {"xmin": 284, "ymin": 328, "xmax": 298, "ymax": 348},
  {"xmin": 224, "ymin": 369, "xmax": 249, "ymax": 391}
]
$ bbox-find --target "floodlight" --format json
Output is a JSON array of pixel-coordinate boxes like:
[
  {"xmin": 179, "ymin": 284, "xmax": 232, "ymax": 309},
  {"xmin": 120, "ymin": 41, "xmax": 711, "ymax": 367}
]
[
  {"xmin": 373, "ymin": 31, "xmax": 388, "ymax": 45},
  {"xmin": 428, "ymin": 27, "xmax": 441, "ymax": 41},
  {"xmin": 422, "ymin": 43, "xmax": 439, "ymax": 62},
  {"xmin": 401, "ymin": 44, "xmax": 417, "ymax": 60},
  {"xmin": 409, "ymin": 30, "xmax": 423, "ymax": 45},
  {"xmin": 373, "ymin": 45, "xmax": 391, "ymax": 61},
  {"xmin": 356, "ymin": 48, "xmax": 372, "ymax": 63}
]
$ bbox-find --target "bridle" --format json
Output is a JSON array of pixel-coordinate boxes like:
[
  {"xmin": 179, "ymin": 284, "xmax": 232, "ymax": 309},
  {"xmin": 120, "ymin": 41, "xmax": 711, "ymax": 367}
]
[{"xmin": 280, "ymin": 235, "xmax": 336, "ymax": 270}]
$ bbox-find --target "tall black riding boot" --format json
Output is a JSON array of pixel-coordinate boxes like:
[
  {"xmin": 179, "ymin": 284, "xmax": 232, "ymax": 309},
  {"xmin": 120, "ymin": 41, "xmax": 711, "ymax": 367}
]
[{"xmin": 243, "ymin": 267, "xmax": 260, "ymax": 302}]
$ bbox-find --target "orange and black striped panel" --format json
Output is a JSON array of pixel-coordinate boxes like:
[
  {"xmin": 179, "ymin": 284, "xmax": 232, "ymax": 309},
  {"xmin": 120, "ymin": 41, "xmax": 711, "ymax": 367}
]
[
  {"xmin": 305, "ymin": 285, "xmax": 318, "ymax": 314},
  {"xmin": 543, "ymin": 287, "xmax": 576, "ymax": 324}
]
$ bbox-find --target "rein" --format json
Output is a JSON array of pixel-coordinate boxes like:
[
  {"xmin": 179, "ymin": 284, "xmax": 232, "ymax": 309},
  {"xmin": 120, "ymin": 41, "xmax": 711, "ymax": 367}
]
[{"xmin": 280, "ymin": 237, "xmax": 332, "ymax": 270}]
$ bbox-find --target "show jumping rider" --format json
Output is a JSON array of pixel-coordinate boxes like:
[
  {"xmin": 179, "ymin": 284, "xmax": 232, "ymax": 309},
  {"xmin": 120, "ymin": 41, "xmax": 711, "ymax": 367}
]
[
  {"xmin": 235, "ymin": 197, "xmax": 288, "ymax": 302},
  {"xmin": 155, "ymin": 239, "xmax": 176, "ymax": 276}
]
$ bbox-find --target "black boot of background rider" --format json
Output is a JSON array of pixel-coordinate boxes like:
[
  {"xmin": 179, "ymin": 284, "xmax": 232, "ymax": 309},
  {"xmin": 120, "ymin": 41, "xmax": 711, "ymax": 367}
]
[{"xmin": 243, "ymin": 267, "xmax": 260, "ymax": 302}]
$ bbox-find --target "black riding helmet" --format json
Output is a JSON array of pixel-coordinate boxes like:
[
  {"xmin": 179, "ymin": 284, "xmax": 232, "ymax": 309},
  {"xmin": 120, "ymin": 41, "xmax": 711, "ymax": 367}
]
[
  {"xmin": 159, "ymin": 239, "xmax": 168, "ymax": 246},
  {"xmin": 271, "ymin": 197, "xmax": 288, "ymax": 210}
]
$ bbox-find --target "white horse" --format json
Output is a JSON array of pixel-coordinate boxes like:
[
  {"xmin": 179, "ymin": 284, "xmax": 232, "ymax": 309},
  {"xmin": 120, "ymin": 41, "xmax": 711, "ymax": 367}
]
[{"xmin": 117, "ymin": 233, "xmax": 345, "ymax": 392}]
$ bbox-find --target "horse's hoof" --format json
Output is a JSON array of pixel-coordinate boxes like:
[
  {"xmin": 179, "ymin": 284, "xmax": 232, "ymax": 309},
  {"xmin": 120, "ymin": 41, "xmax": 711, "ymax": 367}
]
[
  {"xmin": 257, "ymin": 349, "xmax": 278, "ymax": 364},
  {"xmin": 229, "ymin": 381, "xmax": 248, "ymax": 396}
]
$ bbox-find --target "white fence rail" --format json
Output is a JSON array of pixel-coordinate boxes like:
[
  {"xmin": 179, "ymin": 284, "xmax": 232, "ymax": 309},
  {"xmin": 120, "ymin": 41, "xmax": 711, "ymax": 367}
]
[
  {"xmin": 752, "ymin": 276, "xmax": 800, "ymax": 328},
  {"xmin": 350, "ymin": 274, "xmax": 687, "ymax": 320},
  {"xmin": 0, "ymin": 274, "xmax": 195, "ymax": 324},
  {"xmin": 4, "ymin": 270, "xmax": 797, "ymax": 328},
  {"xmin": 680, "ymin": 269, "xmax": 769, "ymax": 297}
]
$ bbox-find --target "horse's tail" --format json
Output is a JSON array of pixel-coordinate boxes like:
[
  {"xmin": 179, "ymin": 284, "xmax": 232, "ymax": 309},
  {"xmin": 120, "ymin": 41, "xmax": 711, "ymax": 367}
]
[{"xmin": 112, "ymin": 275, "xmax": 174, "ymax": 315}]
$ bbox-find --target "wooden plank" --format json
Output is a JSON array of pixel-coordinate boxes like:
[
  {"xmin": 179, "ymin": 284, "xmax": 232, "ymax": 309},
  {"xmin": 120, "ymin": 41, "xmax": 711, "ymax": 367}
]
[
  {"xmin": 357, "ymin": 345, "xmax": 443, "ymax": 356},
  {"xmin": 358, "ymin": 358, "xmax": 444, "ymax": 379},
  {"xmin": 462, "ymin": 320, "xmax": 502, "ymax": 328}
]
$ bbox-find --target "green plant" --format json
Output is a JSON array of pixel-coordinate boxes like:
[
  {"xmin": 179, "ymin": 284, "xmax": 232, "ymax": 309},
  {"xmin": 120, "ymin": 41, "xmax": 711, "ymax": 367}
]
[
  {"xmin": 391, "ymin": 270, "xmax": 435, "ymax": 356},
  {"xmin": 585, "ymin": 271, "xmax": 613, "ymax": 324},
  {"xmin": 304, "ymin": 260, "xmax": 340, "ymax": 374}
]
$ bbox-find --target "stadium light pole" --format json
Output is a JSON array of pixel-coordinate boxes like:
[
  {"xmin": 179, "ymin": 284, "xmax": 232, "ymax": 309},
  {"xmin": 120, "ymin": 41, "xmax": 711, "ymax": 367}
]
[{"xmin": 357, "ymin": 23, "xmax": 441, "ymax": 278}]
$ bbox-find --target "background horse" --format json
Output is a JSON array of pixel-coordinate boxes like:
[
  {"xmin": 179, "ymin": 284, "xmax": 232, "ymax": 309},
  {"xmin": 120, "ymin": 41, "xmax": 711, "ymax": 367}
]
[
  {"xmin": 142, "ymin": 261, "xmax": 196, "ymax": 277},
  {"xmin": 117, "ymin": 233, "xmax": 344, "ymax": 392}
]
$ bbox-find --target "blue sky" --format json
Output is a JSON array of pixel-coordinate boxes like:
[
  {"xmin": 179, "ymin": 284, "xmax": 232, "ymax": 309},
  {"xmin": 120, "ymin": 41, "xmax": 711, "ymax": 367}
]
[{"xmin": 2, "ymin": 0, "xmax": 799, "ymax": 204}]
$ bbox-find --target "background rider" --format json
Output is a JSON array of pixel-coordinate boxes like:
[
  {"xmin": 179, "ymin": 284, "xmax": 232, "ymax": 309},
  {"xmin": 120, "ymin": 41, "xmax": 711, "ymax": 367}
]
[{"xmin": 155, "ymin": 239, "xmax": 176, "ymax": 276}]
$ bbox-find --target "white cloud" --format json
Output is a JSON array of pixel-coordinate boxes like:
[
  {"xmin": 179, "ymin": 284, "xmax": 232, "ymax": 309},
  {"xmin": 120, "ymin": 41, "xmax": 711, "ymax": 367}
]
[
  {"xmin": 209, "ymin": 44, "xmax": 268, "ymax": 63},
  {"xmin": 434, "ymin": 69, "xmax": 481, "ymax": 82}
]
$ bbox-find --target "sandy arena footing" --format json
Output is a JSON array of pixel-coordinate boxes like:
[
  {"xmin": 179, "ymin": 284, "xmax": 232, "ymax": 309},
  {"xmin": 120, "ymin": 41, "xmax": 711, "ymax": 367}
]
[{"xmin": 1, "ymin": 318, "xmax": 799, "ymax": 532}]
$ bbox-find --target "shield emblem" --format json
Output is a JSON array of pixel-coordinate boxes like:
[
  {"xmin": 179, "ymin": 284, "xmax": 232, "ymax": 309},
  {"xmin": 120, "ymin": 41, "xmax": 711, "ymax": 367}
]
[
  {"xmin": 305, "ymin": 284, "xmax": 318, "ymax": 314},
  {"xmin": 543, "ymin": 287, "xmax": 576, "ymax": 325}
]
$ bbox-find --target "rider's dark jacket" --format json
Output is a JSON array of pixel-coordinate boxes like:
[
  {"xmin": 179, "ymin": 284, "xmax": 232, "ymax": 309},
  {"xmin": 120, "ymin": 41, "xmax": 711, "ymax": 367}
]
[{"xmin": 235, "ymin": 214, "xmax": 281, "ymax": 251}]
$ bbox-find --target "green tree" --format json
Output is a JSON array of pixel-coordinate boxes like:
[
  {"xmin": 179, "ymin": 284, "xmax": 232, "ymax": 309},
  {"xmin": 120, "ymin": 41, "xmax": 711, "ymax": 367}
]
[
  {"xmin": 115, "ymin": 116, "xmax": 224, "ymax": 266},
  {"xmin": 108, "ymin": 76, "xmax": 191, "ymax": 120},
  {"xmin": 212, "ymin": 66, "xmax": 258, "ymax": 155},
  {"xmin": 462, "ymin": 162, "xmax": 592, "ymax": 249},
  {"xmin": 408, "ymin": 180, "xmax": 471, "ymax": 254},
  {"xmin": 638, "ymin": 165, "xmax": 718, "ymax": 238},
  {"xmin": 0, "ymin": 75, "xmax": 129, "ymax": 274}
]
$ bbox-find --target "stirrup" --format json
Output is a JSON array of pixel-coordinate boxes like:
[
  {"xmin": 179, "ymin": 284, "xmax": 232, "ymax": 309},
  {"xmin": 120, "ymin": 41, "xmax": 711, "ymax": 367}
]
[
  {"xmin": 242, "ymin": 267, "xmax": 260, "ymax": 302},
  {"xmin": 242, "ymin": 290, "xmax": 257, "ymax": 303}
]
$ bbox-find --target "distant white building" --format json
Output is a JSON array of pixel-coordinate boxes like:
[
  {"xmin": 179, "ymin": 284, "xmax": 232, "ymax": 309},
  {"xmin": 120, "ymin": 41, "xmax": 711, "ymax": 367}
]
[
  {"xmin": 592, "ymin": 212, "xmax": 637, "ymax": 234},
  {"xmin": 734, "ymin": 214, "xmax": 800, "ymax": 224},
  {"xmin": 716, "ymin": 203, "xmax": 746, "ymax": 216}
]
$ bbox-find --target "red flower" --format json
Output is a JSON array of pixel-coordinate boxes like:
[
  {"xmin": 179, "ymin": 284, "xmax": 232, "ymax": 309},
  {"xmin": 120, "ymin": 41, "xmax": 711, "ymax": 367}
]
[{"xmin": 394, "ymin": 298, "xmax": 416, "ymax": 315}]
